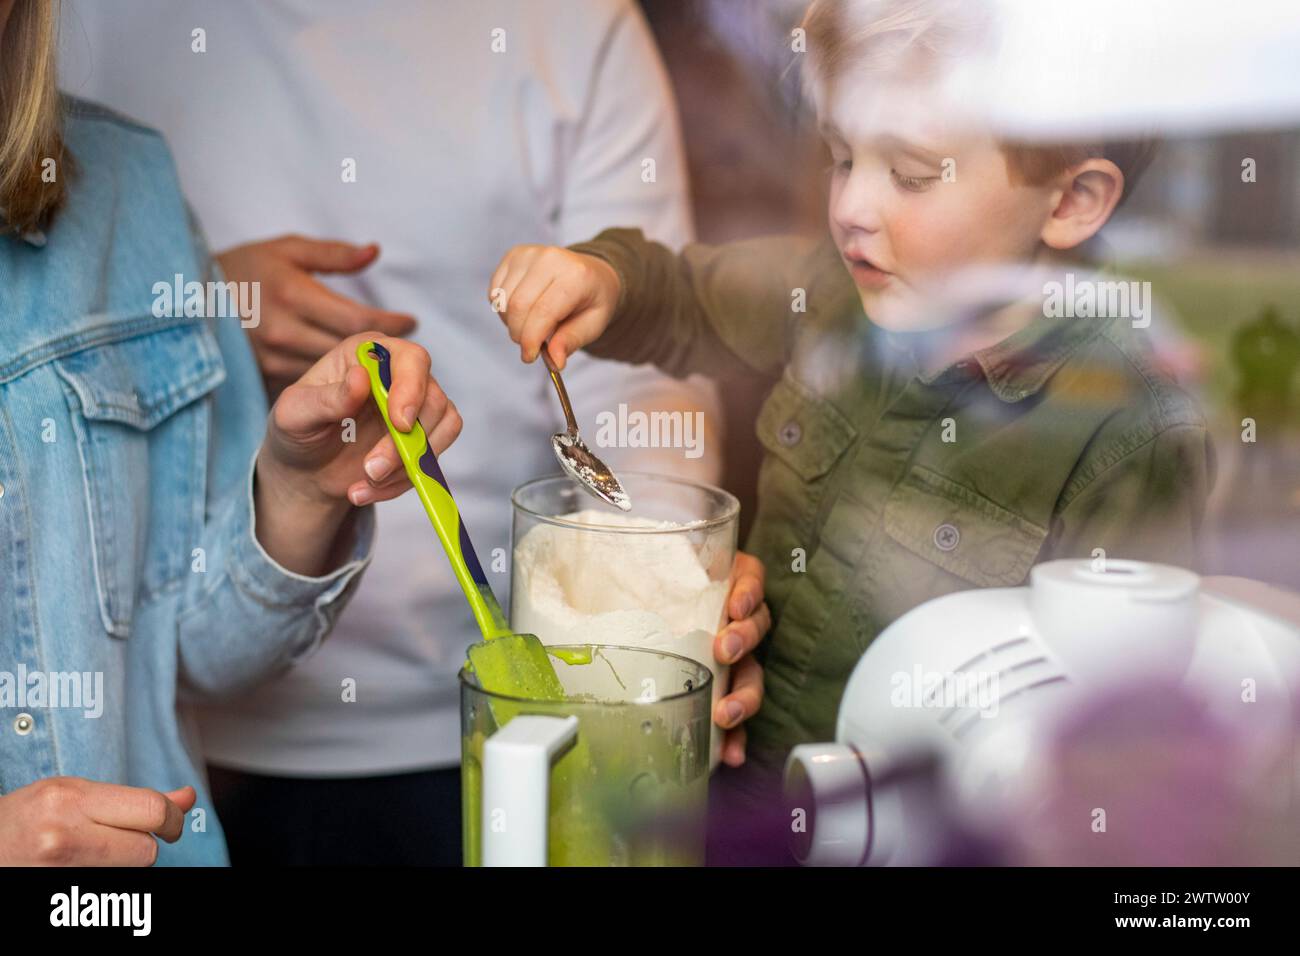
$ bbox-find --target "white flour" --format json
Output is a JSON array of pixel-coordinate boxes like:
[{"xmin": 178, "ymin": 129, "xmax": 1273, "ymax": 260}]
[{"xmin": 511, "ymin": 509, "xmax": 730, "ymax": 765}]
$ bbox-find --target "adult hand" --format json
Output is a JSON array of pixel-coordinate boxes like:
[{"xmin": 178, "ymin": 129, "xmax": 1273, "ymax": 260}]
[
  {"xmin": 254, "ymin": 333, "xmax": 461, "ymax": 575},
  {"xmin": 0, "ymin": 777, "xmax": 197, "ymax": 866},
  {"xmin": 218, "ymin": 235, "xmax": 417, "ymax": 384}
]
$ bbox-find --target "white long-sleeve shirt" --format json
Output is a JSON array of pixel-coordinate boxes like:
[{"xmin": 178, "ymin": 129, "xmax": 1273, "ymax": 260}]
[{"xmin": 60, "ymin": 0, "xmax": 723, "ymax": 773}]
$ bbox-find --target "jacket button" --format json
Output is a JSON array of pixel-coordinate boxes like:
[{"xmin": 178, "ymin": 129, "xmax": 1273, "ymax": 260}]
[
  {"xmin": 778, "ymin": 420, "xmax": 802, "ymax": 447},
  {"xmin": 933, "ymin": 523, "xmax": 960, "ymax": 552},
  {"xmin": 14, "ymin": 713, "xmax": 34, "ymax": 736},
  {"xmin": 0, "ymin": 481, "xmax": 5, "ymax": 499}
]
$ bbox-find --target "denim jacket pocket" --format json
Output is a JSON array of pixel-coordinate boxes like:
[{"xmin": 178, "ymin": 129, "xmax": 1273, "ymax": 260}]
[
  {"xmin": 883, "ymin": 465, "xmax": 1048, "ymax": 588},
  {"xmin": 54, "ymin": 318, "xmax": 226, "ymax": 637}
]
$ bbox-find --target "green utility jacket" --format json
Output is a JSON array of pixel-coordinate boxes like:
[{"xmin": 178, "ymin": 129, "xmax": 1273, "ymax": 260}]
[{"xmin": 571, "ymin": 229, "xmax": 1214, "ymax": 777}]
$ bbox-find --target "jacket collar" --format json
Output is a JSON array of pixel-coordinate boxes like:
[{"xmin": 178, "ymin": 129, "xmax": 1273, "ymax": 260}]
[
  {"xmin": 878, "ymin": 254, "xmax": 1123, "ymax": 403},
  {"xmin": 970, "ymin": 308, "xmax": 1116, "ymax": 402}
]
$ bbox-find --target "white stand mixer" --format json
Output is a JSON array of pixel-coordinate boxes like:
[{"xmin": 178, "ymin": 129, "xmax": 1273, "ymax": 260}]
[{"xmin": 785, "ymin": 559, "xmax": 1300, "ymax": 865}]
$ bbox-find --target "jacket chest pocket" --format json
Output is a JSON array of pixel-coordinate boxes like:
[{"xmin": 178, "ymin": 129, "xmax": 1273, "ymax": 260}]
[
  {"xmin": 55, "ymin": 320, "xmax": 226, "ymax": 638},
  {"xmin": 754, "ymin": 373, "xmax": 858, "ymax": 535},
  {"xmin": 748, "ymin": 373, "xmax": 859, "ymax": 625},
  {"xmin": 873, "ymin": 466, "xmax": 1048, "ymax": 622}
]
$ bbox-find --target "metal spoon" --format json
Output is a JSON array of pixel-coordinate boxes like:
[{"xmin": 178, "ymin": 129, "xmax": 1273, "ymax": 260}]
[{"xmin": 541, "ymin": 343, "xmax": 631, "ymax": 511}]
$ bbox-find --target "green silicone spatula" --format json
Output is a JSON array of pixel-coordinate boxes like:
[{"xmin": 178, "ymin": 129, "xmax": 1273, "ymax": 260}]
[{"xmin": 357, "ymin": 341, "xmax": 565, "ymax": 701}]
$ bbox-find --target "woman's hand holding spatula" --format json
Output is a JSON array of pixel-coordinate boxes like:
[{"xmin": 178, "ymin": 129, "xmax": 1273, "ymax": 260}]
[{"xmin": 254, "ymin": 332, "xmax": 461, "ymax": 577}]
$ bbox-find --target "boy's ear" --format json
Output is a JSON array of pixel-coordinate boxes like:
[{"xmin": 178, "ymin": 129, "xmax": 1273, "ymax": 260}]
[{"xmin": 1040, "ymin": 158, "xmax": 1125, "ymax": 251}]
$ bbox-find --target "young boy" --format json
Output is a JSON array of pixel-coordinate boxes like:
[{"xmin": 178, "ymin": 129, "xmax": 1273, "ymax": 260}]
[{"xmin": 488, "ymin": 0, "xmax": 1212, "ymax": 796}]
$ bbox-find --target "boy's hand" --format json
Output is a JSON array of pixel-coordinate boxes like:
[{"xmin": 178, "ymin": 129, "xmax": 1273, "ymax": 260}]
[
  {"xmin": 218, "ymin": 235, "xmax": 417, "ymax": 385},
  {"xmin": 488, "ymin": 245, "xmax": 621, "ymax": 370},
  {"xmin": 0, "ymin": 777, "xmax": 197, "ymax": 866},
  {"xmin": 712, "ymin": 551, "xmax": 771, "ymax": 768},
  {"xmin": 255, "ymin": 333, "xmax": 462, "ymax": 574}
]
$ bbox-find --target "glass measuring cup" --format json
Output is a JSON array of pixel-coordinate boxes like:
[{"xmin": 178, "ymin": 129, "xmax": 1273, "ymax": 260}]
[{"xmin": 510, "ymin": 472, "xmax": 739, "ymax": 768}]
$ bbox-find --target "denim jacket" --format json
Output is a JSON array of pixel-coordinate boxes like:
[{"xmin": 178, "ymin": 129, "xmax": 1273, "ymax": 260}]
[{"xmin": 0, "ymin": 99, "xmax": 375, "ymax": 864}]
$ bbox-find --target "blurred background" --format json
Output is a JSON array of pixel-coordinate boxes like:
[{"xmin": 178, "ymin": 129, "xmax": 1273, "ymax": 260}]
[{"xmin": 639, "ymin": 0, "xmax": 1300, "ymax": 590}]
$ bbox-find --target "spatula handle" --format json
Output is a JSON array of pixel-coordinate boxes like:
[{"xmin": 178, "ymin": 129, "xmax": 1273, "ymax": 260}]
[{"xmin": 357, "ymin": 341, "xmax": 511, "ymax": 640}]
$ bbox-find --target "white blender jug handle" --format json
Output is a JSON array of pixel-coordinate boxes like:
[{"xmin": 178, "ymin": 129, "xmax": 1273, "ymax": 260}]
[{"xmin": 482, "ymin": 714, "xmax": 579, "ymax": 866}]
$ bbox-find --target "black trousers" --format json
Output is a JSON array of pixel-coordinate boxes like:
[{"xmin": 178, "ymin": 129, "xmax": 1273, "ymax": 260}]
[
  {"xmin": 210, "ymin": 760, "xmax": 792, "ymax": 867},
  {"xmin": 207, "ymin": 764, "xmax": 463, "ymax": 866}
]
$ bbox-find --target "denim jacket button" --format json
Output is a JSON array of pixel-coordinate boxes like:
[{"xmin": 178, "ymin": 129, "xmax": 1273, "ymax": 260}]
[
  {"xmin": 778, "ymin": 420, "xmax": 802, "ymax": 447},
  {"xmin": 14, "ymin": 713, "xmax": 34, "ymax": 736},
  {"xmin": 933, "ymin": 523, "xmax": 960, "ymax": 552},
  {"xmin": 0, "ymin": 481, "xmax": 5, "ymax": 499}
]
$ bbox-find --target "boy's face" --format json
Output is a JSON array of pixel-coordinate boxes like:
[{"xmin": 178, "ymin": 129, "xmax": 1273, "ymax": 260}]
[{"xmin": 822, "ymin": 80, "xmax": 1061, "ymax": 332}]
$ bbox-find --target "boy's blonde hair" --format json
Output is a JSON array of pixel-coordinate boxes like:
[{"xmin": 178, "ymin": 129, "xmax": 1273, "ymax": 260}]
[
  {"xmin": 0, "ymin": 0, "xmax": 70, "ymax": 235},
  {"xmin": 801, "ymin": 0, "xmax": 1158, "ymax": 203}
]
